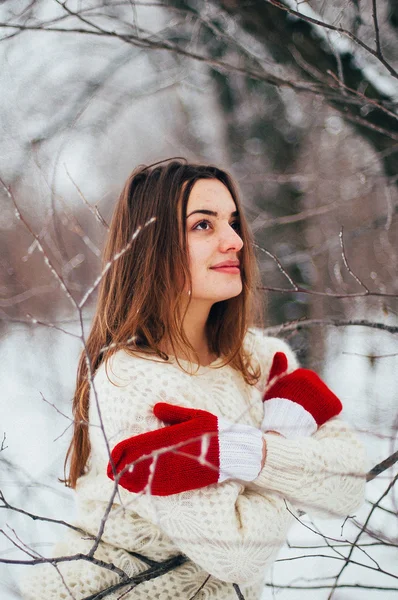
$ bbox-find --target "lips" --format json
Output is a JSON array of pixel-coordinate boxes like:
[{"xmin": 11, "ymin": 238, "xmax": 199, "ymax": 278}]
[
  {"xmin": 211, "ymin": 266, "xmax": 240, "ymax": 274},
  {"xmin": 210, "ymin": 261, "xmax": 240, "ymax": 268},
  {"xmin": 210, "ymin": 261, "xmax": 240, "ymax": 274}
]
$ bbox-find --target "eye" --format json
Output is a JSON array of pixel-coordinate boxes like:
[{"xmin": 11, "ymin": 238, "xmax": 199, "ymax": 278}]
[
  {"xmin": 193, "ymin": 219, "xmax": 212, "ymax": 231},
  {"xmin": 230, "ymin": 220, "xmax": 241, "ymax": 233}
]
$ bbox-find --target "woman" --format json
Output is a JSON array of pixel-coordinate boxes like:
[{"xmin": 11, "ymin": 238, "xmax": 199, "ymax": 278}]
[{"xmin": 22, "ymin": 159, "xmax": 366, "ymax": 600}]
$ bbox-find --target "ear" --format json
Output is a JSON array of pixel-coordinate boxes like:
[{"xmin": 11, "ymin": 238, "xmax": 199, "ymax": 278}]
[{"xmin": 267, "ymin": 352, "xmax": 288, "ymax": 384}]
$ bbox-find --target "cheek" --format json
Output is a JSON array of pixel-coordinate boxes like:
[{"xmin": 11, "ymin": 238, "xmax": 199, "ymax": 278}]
[
  {"xmin": 188, "ymin": 240, "xmax": 211, "ymax": 274},
  {"xmin": 189, "ymin": 256, "xmax": 208, "ymax": 283}
]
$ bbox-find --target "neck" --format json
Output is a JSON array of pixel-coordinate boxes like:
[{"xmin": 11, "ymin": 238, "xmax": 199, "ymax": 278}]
[{"xmin": 160, "ymin": 299, "xmax": 217, "ymax": 366}]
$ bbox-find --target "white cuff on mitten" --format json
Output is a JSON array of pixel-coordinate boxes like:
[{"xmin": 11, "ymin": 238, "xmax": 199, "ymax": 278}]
[
  {"xmin": 217, "ymin": 417, "xmax": 263, "ymax": 483},
  {"xmin": 261, "ymin": 397, "xmax": 317, "ymax": 439}
]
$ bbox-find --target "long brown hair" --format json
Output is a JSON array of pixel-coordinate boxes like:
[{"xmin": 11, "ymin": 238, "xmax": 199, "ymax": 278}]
[{"xmin": 64, "ymin": 158, "xmax": 263, "ymax": 488}]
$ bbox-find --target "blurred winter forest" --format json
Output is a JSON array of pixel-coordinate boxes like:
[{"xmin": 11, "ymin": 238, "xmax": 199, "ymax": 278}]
[{"xmin": 1, "ymin": 0, "xmax": 398, "ymax": 598}]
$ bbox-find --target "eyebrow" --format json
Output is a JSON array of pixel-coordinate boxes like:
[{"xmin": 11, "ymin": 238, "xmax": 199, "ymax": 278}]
[{"xmin": 186, "ymin": 209, "xmax": 239, "ymax": 218}]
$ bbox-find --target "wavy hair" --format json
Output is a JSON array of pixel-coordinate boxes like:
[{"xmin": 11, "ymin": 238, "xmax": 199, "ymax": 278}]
[{"xmin": 64, "ymin": 158, "xmax": 263, "ymax": 488}]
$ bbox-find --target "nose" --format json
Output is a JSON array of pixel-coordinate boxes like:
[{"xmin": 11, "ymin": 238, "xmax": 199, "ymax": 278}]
[{"xmin": 218, "ymin": 223, "xmax": 244, "ymax": 253}]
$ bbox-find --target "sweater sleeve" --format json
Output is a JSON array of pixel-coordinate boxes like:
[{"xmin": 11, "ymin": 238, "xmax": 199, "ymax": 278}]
[
  {"xmin": 247, "ymin": 329, "xmax": 367, "ymax": 518},
  {"xmin": 79, "ymin": 353, "xmax": 295, "ymax": 585},
  {"xmin": 253, "ymin": 417, "xmax": 367, "ymax": 518}
]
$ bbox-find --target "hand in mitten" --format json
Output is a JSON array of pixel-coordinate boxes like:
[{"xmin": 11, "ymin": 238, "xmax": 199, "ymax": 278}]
[
  {"xmin": 107, "ymin": 402, "xmax": 263, "ymax": 496},
  {"xmin": 261, "ymin": 352, "xmax": 343, "ymax": 439}
]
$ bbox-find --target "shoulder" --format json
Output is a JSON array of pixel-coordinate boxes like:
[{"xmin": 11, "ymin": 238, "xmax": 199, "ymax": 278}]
[
  {"xmin": 94, "ymin": 348, "xmax": 185, "ymax": 390},
  {"xmin": 91, "ymin": 349, "xmax": 201, "ymax": 422},
  {"xmin": 244, "ymin": 328, "xmax": 300, "ymax": 389},
  {"xmin": 89, "ymin": 350, "xmax": 200, "ymax": 457}
]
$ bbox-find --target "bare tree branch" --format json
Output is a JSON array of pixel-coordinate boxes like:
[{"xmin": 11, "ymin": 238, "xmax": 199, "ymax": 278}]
[{"xmin": 267, "ymin": 0, "xmax": 398, "ymax": 79}]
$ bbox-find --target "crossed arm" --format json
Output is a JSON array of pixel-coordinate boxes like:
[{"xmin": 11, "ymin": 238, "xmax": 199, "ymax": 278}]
[
  {"xmin": 107, "ymin": 351, "xmax": 351, "ymax": 501},
  {"xmin": 84, "ymin": 343, "xmax": 366, "ymax": 583}
]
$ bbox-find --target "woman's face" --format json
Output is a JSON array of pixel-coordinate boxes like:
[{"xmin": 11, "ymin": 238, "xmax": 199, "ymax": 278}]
[{"xmin": 185, "ymin": 178, "xmax": 244, "ymax": 305}]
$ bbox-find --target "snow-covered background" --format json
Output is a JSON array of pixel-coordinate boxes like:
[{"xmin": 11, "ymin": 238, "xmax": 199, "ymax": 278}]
[{"xmin": 1, "ymin": 1, "xmax": 398, "ymax": 598}]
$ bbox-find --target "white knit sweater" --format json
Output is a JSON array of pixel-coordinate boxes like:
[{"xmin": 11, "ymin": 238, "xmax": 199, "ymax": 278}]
[{"xmin": 21, "ymin": 330, "xmax": 367, "ymax": 600}]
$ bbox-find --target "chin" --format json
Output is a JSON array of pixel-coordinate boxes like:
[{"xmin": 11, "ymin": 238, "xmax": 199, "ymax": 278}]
[
  {"xmin": 213, "ymin": 288, "xmax": 243, "ymax": 303},
  {"xmin": 192, "ymin": 283, "xmax": 243, "ymax": 303}
]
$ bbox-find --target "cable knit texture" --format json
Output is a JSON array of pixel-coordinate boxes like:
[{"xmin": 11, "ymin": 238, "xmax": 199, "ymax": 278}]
[{"xmin": 20, "ymin": 329, "xmax": 367, "ymax": 599}]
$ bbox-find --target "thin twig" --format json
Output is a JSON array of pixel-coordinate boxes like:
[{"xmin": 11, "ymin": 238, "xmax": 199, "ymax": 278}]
[
  {"xmin": 258, "ymin": 284, "xmax": 397, "ymax": 299},
  {"xmin": 367, "ymin": 451, "xmax": 398, "ymax": 482},
  {"xmin": 267, "ymin": 0, "xmax": 398, "ymax": 79},
  {"xmin": 0, "ymin": 490, "xmax": 91, "ymax": 537},
  {"xmin": 339, "ymin": 226, "xmax": 369, "ymax": 292},
  {"xmin": 263, "ymin": 318, "xmax": 398, "ymax": 335},
  {"xmin": 233, "ymin": 583, "xmax": 246, "ymax": 599},
  {"xmin": 78, "ymin": 217, "xmax": 156, "ymax": 309},
  {"xmin": 0, "ymin": 433, "xmax": 7, "ymax": 452},
  {"xmin": 64, "ymin": 165, "xmax": 109, "ymax": 230},
  {"xmin": 371, "ymin": 0, "xmax": 383, "ymax": 58},
  {"xmin": 254, "ymin": 244, "xmax": 298, "ymax": 290},
  {"xmin": 328, "ymin": 472, "xmax": 398, "ymax": 598},
  {"xmin": 0, "ymin": 177, "xmax": 77, "ymax": 308}
]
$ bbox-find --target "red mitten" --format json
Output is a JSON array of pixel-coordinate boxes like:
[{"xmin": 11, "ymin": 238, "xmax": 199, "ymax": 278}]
[
  {"xmin": 261, "ymin": 352, "xmax": 343, "ymax": 438},
  {"xmin": 107, "ymin": 402, "xmax": 263, "ymax": 495}
]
